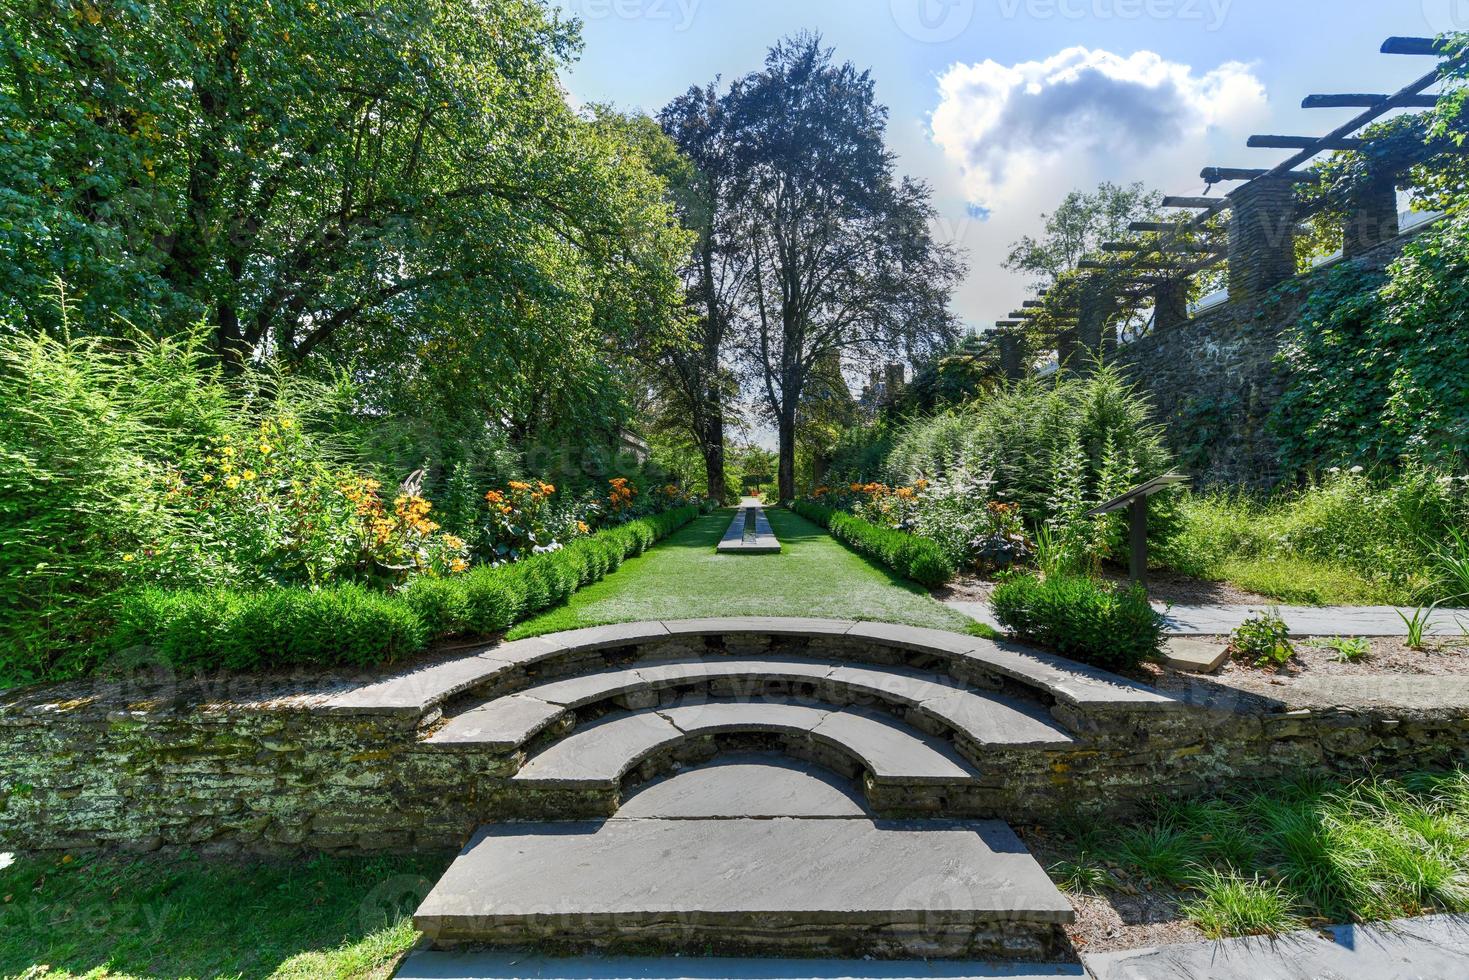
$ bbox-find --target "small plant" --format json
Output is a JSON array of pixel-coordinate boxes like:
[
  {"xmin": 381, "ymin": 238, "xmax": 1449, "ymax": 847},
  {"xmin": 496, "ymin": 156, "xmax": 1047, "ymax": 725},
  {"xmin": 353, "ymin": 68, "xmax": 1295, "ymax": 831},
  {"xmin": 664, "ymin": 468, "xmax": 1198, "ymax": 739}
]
[
  {"xmin": 1182, "ymin": 872, "xmax": 1303, "ymax": 939},
  {"xmin": 1399, "ymin": 602, "xmax": 1439, "ymax": 651},
  {"xmin": 1048, "ymin": 854, "xmax": 1114, "ymax": 895},
  {"xmin": 990, "ymin": 573, "xmax": 1164, "ymax": 670},
  {"xmin": 1230, "ymin": 609, "xmax": 1294, "ymax": 668},
  {"xmin": 1311, "ymin": 635, "xmax": 1372, "ymax": 663}
]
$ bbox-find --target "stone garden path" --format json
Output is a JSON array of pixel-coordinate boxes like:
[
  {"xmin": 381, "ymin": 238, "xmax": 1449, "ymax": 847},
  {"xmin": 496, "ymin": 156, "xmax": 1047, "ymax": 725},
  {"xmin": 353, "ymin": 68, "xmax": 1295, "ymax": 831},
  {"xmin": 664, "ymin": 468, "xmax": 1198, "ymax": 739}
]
[{"xmin": 947, "ymin": 599, "xmax": 1469, "ymax": 638}]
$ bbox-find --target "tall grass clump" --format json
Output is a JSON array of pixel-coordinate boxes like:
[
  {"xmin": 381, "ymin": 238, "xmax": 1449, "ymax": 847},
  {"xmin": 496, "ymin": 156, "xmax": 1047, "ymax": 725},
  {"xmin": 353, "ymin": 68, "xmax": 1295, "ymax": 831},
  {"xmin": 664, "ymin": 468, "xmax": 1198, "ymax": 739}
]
[
  {"xmin": 1158, "ymin": 466, "xmax": 1469, "ymax": 605},
  {"xmin": 1077, "ymin": 771, "xmax": 1469, "ymax": 938}
]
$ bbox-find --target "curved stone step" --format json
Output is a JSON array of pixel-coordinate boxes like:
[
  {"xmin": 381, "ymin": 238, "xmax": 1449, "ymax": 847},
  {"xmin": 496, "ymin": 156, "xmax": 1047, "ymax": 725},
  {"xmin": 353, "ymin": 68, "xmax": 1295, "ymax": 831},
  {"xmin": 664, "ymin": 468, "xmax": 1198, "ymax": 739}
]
[
  {"xmin": 616, "ymin": 752, "xmax": 869, "ymax": 818},
  {"xmin": 425, "ymin": 656, "xmax": 1074, "ymax": 752},
  {"xmin": 512, "ymin": 700, "xmax": 976, "ymax": 790},
  {"xmin": 413, "ymin": 815, "xmax": 1074, "ymax": 958},
  {"xmin": 321, "ymin": 618, "xmax": 1178, "ymax": 721}
]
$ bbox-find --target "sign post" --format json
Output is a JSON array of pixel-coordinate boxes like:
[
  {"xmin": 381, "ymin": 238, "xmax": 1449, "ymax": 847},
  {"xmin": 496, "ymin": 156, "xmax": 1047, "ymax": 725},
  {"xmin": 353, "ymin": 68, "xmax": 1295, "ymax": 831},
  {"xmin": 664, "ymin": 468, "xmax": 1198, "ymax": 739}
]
[{"xmin": 1085, "ymin": 474, "xmax": 1190, "ymax": 589}]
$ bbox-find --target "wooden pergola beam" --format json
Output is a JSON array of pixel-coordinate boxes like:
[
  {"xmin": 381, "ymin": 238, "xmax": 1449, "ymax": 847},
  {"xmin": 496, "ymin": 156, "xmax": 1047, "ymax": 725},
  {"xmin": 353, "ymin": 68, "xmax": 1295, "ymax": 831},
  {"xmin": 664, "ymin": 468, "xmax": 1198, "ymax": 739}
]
[
  {"xmin": 1162, "ymin": 196, "xmax": 1225, "ymax": 209},
  {"xmin": 1303, "ymin": 93, "xmax": 1440, "ymax": 109},
  {"xmin": 1129, "ymin": 221, "xmax": 1223, "ymax": 234},
  {"xmin": 1022, "ymin": 300, "xmax": 1045, "ymax": 308},
  {"xmin": 1101, "ymin": 241, "xmax": 1224, "ymax": 254},
  {"xmin": 1248, "ymin": 135, "xmax": 1367, "ymax": 151},
  {"xmin": 1201, "ymin": 166, "xmax": 1319, "ymax": 183},
  {"xmin": 1381, "ymin": 37, "xmax": 1450, "ymax": 56}
]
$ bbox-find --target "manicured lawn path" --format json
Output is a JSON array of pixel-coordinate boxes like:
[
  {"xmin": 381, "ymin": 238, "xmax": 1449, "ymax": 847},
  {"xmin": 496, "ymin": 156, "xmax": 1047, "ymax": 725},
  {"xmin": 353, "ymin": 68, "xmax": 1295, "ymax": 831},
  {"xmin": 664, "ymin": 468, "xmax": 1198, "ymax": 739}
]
[{"xmin": 510, "ymin": 507, "xmax": 975, "ymax": 638}]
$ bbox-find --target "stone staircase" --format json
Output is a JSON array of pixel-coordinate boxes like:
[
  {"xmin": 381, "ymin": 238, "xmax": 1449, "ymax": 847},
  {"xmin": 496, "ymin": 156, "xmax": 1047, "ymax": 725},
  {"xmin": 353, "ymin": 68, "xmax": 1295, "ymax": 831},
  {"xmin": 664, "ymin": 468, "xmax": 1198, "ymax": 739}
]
[{"xmin": 391, "ymin": 619, "xmax": 1180, "ymax": 962}]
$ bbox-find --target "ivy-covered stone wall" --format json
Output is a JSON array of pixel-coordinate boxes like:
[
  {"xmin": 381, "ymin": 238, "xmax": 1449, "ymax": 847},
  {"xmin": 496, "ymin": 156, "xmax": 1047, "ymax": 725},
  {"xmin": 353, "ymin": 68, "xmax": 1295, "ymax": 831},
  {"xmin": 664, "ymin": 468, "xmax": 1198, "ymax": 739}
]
[{"xmin": 1114, "ymin": 233, "xmax": 1418, "ymax": 488}]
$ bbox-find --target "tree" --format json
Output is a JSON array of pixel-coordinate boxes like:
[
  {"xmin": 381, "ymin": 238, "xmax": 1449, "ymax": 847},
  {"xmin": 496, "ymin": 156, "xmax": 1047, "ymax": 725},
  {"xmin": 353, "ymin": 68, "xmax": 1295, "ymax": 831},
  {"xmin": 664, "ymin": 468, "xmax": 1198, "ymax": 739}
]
[
  {"xmin": 723, "ymin": 35, "xmax": 964, "ymax": 501},
  {"xmin": 655, "ymin": 86, "xmax": 751, "ymax": 503},
  {"xmin": 0, "ymin": 0, "xmax": 689, "ymax": 449},
  {"xmin": 1005, "ymin": 181, "xmax": 1163, "ymax": 281}
]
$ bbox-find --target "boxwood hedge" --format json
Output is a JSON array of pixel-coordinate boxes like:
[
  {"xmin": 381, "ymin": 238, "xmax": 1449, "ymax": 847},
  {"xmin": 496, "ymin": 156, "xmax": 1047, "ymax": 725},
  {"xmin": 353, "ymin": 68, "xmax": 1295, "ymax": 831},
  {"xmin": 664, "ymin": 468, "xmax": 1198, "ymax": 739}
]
[{"xmin": 109, "ymin": 506, "xmax": 698, "ymax": 674}]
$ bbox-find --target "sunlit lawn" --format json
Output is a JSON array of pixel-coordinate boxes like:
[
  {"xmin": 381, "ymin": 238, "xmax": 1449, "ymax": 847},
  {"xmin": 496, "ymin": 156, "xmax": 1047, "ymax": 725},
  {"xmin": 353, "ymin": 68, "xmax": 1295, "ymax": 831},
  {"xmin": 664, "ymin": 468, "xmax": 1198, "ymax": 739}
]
[
  {"xmin": 511, "ymin": 506, "xmax": 975, "ymax": 638},
  {"xmin": 0, "ymin": 850, "xmax": 450, "ymax": 980}
]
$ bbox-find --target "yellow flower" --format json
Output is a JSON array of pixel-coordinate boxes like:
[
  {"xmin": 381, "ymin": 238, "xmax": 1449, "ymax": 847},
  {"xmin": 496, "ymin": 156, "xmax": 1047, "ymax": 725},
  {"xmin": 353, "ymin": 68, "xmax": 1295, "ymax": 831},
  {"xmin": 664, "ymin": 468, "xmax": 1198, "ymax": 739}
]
[
  {"xmin": 576, "ymin": 521, "xmax": 590, "ymax": 535},
  {"xmin": 449, "ymin": 558, "xmax": 468, "ymax": 574},
  {"xmin": 225, "ymin": 475, "xmax": 241, "ymax": 489},
  {"xmin": 259, "ymin": 443, "xmax": 273, "ymax": 455},
  {"xmin": 201, "ymin": 473, "xmax": 213, "ymax": 483},
  {"xmin": 279, "ymin": 417, "xmax": 293, "ymax": 429},
  {"xmin": 242, "ymin": 469, "xmax": 257, "ymax": 482},
  {"xmin": 121, "ymin": 553, "xmax": 135, "ymax": 563}
]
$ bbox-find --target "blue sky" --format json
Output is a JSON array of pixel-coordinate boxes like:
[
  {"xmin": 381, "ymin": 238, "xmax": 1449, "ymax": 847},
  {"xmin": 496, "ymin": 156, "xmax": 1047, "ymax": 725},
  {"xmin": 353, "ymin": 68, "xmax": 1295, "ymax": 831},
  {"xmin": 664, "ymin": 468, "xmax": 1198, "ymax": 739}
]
[{"xmin": 554, "ymin": 0, "xmax": 1450, "ymax": 337}]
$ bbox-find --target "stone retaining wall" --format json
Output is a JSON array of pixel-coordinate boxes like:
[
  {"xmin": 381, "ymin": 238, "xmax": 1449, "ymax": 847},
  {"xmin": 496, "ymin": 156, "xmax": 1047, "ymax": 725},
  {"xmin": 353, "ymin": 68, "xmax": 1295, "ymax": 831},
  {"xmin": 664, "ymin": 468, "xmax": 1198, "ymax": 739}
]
[
  {"xmin": 1114, "ymin": 230, "xmax": 1422, "ymax": 488},
  {"xmin": 3, "ymin": 632, "xmax": 1468, "ymax": 856}
]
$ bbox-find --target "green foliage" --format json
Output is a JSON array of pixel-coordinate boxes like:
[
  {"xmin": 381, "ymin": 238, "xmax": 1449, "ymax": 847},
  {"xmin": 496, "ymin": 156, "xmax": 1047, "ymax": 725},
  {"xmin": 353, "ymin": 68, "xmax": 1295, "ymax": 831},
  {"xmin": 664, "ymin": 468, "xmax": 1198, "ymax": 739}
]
[
  {"xmin": 791, "ymin": 501, "xmax": 955, "ymax": 587},
  {"xmin": 112, "ymin": 585, "xmax": 428, "ymax": 672},
  {"xmin": 1158, "ymin": 467, "xmax": 1468, "ymax": 605},
  {"xmin": 1230, "ymin": 610, "xmax": 1294, "ymax": 669},
  {"xmin": 1005, "ymin": 181, "xmax": 1164, "ymax": 280},
  {"xmin": 881, "ymin": 367, "xmax": 1174, "ymax": 540},
  {"xmin": 0, "ymin": 0, "xmax": 689, "ymax": 437},
  {"xmin": 1312, "ymin": 636, "xmax": 1371, "ymax": 664},
  {"xmin": 1181, "ymin": 873, "xmax": 1303, "ymax": 939},
  {"xmin": 0, "ymin": 850, "xmax": 451, "ymax": 980},
  {"xmin": 990, "ymin": 574, "xmax": 1163, "ymax": 671},
  {"xmin": 1058, "ymin": 772, "xmax": 1469, "ymax": 938},
  {"xmin": 24, "ymin": 508, "xmax": 696, "ymax": 681},
  {"xmin": 1272, "ymin": 214, "xmax": 1469, "ymax": 474}
]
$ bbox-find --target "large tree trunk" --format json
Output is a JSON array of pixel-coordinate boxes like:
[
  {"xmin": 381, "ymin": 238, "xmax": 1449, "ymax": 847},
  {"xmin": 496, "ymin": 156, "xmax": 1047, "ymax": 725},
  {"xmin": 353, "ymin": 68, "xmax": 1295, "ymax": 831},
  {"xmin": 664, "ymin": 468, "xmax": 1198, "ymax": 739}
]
[
  {"xmin": 776, "ymin": 409, "xmax": 797, "ymax": 503},
  {"xmin": 702, "ymin": 410, "xmax": 727, "ymax": 504}
]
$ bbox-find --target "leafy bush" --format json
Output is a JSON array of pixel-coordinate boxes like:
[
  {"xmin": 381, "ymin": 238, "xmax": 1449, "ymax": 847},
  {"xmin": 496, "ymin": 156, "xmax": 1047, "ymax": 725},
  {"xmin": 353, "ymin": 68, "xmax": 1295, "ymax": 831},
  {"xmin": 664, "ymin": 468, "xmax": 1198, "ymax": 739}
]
[
  {"xmin": 113, "ymin": 586, "xmax": 428, "ymax": 672},
  {"xmin": 881, "ymin": 367, "xmax": 1173, "ymax": 529},
  {"xmin": 1158, "ymin": 467, "xmax": 1469, "ymax": 604},
  {"xmin": 990, "ymin": 574, "xmax": 1163, "ymax": 670},
  {"xmin": 1230, "ymin": 610, "xmax": 1294, "ymax": 668},
  {"xmin": 64, "ymin": 507, "xmax": 698, "ymax": 680},
  {"xmin": 792, "ymin": 501, "xmax": 955, "ymax": 587}
]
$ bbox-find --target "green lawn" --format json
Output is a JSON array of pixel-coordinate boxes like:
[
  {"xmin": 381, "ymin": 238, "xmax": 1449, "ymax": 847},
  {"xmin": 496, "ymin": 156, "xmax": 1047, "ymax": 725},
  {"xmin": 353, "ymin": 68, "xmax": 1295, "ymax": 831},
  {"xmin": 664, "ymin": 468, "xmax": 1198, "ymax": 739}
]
[
  {"xmin": 0, "ymin": 850, "xmax": 449, "ymax": 979},
  {"xmin": 509, "ymin": 507, "xmax": 975, "ymax": 638}
]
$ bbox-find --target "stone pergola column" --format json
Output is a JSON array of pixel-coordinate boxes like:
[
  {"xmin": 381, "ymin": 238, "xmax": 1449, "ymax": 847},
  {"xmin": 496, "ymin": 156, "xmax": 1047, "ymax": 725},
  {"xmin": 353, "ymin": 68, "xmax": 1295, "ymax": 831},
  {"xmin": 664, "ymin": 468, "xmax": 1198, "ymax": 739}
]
[
  {"xmin": 1228, "ymin": 176, "xmax": 1298, "ymax": 302},
  {"xmin": 1343, "ymin": 173, "xmax": 1400, "ymax": 258},
  {"xmin": 1076, "ymin": 281, "xmax": 1113, "ymax": 365},
  {"xmin": 1152, "ymin": 278, "xmax": 1191, "ymax": 333},
  {"xmin": 997, "ymin": 330, "xmax": 1025, "ymax": 381}
]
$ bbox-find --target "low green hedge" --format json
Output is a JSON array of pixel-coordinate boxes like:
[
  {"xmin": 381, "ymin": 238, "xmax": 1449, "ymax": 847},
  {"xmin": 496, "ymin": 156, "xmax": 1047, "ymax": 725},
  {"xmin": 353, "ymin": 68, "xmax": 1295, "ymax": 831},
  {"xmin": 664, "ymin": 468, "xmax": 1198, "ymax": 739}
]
[
  {"xmin": 109, "ymin": 506, "xmax": 697, "ymax": 673},
  {"xmin": 791, "ymin": 501, "xmax": 955, "ymax": 587},
  {"xmin": 990, "ymin": 573, "xmax": 1163, "ymax": 671}
]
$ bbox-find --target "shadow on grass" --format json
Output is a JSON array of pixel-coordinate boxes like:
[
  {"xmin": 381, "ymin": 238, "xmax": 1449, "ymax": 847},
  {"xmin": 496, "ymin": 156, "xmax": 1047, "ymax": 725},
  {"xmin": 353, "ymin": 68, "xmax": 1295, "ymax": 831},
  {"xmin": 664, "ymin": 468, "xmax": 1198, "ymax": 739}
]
[{"xmin": 0, "ymin": 850, "xmax": 451, "ymax": 979}]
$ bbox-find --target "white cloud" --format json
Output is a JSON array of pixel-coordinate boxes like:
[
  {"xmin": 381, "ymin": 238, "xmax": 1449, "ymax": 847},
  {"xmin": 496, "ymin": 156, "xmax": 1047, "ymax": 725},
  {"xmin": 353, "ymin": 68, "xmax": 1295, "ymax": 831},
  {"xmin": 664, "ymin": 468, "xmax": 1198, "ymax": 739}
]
[
  {"xmin": 925, "ymin": 47, "xmax": 1268, "ymax": 329},
  {"xmin": 932, "ymin": 47, "xmax": 1267, "ymax": 213}
]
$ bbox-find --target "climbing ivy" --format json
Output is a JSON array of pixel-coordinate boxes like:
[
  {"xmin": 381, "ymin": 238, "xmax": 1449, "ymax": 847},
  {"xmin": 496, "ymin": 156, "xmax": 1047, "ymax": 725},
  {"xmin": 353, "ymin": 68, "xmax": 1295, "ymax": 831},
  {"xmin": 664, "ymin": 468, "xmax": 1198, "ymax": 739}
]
[{"xmin": 1270, "ymin": 215, "xmax": 1469, "ymax": 475}]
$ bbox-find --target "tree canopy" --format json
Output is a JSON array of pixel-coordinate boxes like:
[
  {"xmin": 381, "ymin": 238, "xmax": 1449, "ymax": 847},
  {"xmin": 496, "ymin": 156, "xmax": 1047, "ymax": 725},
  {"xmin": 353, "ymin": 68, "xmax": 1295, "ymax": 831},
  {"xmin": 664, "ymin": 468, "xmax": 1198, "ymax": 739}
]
[{"xmin": 1, "ymin": 0, "xmax": 691, "ymax": 453}]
